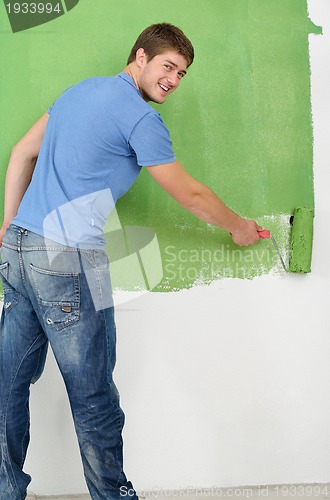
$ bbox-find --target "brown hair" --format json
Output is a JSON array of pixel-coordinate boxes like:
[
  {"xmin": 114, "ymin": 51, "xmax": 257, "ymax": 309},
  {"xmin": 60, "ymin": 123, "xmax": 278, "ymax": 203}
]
[{"xmin": 127, "ymin": 23, "xmax": 194, "ymax": 67}]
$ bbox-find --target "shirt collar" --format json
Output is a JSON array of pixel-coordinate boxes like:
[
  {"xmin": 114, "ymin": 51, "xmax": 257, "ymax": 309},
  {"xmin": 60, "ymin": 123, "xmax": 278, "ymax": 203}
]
[{"xmin": 118, "ymin": 72, "xmax": 141, "ymax": 96}]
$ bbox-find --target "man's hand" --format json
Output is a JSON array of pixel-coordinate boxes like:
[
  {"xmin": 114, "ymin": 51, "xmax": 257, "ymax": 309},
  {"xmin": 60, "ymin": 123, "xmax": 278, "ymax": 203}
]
[{"xmin": 230, "ymin": 219, "xmax": 264, "ymax": 247}]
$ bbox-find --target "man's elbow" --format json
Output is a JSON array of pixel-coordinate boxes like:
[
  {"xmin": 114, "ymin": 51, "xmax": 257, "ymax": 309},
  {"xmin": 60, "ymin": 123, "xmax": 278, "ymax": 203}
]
[
  {"xmin": 11, "ymin": 142, "xmax": 38, "ymax": 163},
  {"xmin": 179, "ymin": 189, "xmax": 204, "ymax": 212}
]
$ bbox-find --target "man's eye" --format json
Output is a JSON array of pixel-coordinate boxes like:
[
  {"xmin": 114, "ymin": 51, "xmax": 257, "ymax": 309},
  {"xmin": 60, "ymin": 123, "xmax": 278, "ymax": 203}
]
[{"xmin": 165, "ymin": 64, "xmax": 172, "ymax": 70}]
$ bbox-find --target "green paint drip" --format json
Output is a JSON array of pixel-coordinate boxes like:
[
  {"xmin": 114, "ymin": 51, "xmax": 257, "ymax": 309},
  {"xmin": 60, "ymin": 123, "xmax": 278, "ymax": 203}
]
[{"xmin": 289, "ymin": 207, "xmax": 314, "ymax": 273}]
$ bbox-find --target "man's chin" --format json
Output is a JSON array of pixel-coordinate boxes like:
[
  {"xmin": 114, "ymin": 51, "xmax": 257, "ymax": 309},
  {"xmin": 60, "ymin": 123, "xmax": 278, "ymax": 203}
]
[
  {"xmin": 141, "ymin": 91, "xmax": 167, "ymax": 104},
  {"xmin": 151, "ymin": 94, "xmax": 167, "ymax": 104}
]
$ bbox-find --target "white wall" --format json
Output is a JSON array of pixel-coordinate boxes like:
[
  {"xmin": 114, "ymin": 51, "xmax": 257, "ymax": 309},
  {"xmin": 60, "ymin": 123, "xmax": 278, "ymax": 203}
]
[{"xmin": 25, "ymin": 0, "xmax": 330, "ymax": 495}]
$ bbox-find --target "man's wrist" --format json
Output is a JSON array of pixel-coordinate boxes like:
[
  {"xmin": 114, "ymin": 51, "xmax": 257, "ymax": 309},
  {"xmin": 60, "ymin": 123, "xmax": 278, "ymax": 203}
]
[
  {"xmin": 2, "ymin": 217, "xmax": 14, "ymax": 230},
  {"xmin": 227, "ymin": 214, "xmax": 245, "ymax": 235}
]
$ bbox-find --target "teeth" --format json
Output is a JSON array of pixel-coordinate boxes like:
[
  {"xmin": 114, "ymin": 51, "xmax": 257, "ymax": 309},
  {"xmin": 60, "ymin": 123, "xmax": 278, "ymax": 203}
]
[{"xmin": 159, "ymin": 84, "xmax": 169, "ymax": 92}]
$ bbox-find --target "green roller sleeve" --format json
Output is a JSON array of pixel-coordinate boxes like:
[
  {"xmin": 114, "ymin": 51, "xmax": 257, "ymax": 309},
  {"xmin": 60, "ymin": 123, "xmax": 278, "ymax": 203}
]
[{"xmin": 289, "ymin": 207, "xmax": 314, "ymax": 273}]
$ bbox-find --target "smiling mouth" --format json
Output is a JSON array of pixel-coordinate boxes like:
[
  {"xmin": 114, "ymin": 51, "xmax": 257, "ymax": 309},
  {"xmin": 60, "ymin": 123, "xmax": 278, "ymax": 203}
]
[{"xmin": 159, "ymin": 83, "xmax": 170, "ymax": 93}]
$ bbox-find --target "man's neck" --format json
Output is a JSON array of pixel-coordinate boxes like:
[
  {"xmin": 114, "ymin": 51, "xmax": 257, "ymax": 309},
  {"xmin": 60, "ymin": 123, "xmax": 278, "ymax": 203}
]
[{"xmin": 123, "ymin": 64, "xmax": 139, "ymax": 91}]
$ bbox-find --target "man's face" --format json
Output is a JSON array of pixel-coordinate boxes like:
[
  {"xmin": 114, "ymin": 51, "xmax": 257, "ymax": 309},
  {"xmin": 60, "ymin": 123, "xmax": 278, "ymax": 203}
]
[{"xmin": 136, "ymin": 50, "xmax": 188, "ymax": 104}]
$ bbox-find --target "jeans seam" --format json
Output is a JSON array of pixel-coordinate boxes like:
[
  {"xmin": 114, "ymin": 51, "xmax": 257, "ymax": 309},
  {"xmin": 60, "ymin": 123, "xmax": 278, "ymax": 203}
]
[
  {"xmin": 94, "ymin": 268, "xmax": 104, "ymax": 312},
  {"xmin": 102, "ymin": 308, "xmax": 123, "ymax": 487},
  {"xmin": 18, "ymin": 248, "xmax": 27, "ymax": 291},
  {"xmin": 2, "ymin": 333, "xmax": 45, "ymax": 490},
  {"xmin": 91, "ymin": 249, "xmax": 111, "ymax": 312},
  {"xmin": 3, "ymin": 242, "xmax": 95, "ymax": 255},
  {"xmin": 20, "ymin": 416, "xmax": 30, "ymax": 469},
  {"xmin": 31, "ymin": 344, "xmax": 43, "ymax": 385}
]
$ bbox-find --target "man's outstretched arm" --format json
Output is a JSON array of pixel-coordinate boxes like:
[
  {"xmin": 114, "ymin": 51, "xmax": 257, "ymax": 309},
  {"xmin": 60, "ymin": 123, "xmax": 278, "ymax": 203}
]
[
  {"xmin": 0, "ymin": 113, "xmax": 49, "ymax": 245},
  {"xmin": 147, "ymin": 160, "xmax": 263, "ymax": 247}
]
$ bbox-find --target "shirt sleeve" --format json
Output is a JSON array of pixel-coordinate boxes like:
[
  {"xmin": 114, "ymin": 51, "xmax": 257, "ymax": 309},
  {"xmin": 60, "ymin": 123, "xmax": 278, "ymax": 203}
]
[
  {"xmin": 47, "ymin": 85, "xmax": 75, "ymax": 115},
  {"xmin": 128, "ymin": 112, "xmax": 176, "ymax": 167}
]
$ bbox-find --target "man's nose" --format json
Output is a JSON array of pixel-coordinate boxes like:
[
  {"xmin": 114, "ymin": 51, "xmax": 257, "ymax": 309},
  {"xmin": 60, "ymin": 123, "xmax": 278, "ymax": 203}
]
[{"xmin": 166, "ymin": 73, "xmax": 180, "ymax": 88}]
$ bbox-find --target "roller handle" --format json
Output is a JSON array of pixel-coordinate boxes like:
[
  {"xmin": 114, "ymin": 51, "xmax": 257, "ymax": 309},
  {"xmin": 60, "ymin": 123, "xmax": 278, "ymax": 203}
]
[
  {"xmin": 258, "ymin": 229, "xmax": 271, "ymax": 239},
  {"xmin": 229, "ymin": 229, "xmax": 270, "ymax": 238}
]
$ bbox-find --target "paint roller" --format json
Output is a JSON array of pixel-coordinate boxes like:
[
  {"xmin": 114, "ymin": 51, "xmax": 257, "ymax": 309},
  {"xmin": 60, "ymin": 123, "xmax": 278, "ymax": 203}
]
[
  {"xmin": 288, "ymin": 207, "xmax": 314, "ymax": 273},
  {"xmin": 259, "ymin": 207, "xmax": 314, "ymax": 273}
]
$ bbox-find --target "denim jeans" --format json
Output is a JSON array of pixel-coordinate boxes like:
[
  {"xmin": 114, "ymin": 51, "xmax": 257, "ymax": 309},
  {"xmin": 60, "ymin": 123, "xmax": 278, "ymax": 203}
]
[{"xmin": 0, "ymin": 225, "xmax": 138, "ymax": 500}]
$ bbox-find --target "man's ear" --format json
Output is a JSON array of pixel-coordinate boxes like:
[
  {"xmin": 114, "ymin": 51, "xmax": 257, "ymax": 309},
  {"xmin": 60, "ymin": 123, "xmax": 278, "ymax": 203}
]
[{"xmin": 135, "ymin": 48, "xmax": 147, "ymax": 68}]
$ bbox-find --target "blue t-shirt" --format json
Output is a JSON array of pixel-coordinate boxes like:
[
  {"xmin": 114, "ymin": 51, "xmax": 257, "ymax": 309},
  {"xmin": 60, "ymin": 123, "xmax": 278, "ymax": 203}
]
[{"xmin": 13, "ymin": 72, "xmax": 176, "ymax": 248}]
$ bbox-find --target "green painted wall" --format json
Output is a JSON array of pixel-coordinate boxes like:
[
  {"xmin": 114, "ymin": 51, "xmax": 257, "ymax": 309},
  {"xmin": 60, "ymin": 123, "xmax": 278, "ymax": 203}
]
[{"xmin": 0, "ymin": 0, "xmax": 321, "ymax": 291}]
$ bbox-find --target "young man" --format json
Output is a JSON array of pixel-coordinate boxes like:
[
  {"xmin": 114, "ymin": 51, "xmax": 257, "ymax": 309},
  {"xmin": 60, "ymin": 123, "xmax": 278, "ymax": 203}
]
[{"xmin": 0, "ymin": 24, "xmax": 262, "ymax": 499}]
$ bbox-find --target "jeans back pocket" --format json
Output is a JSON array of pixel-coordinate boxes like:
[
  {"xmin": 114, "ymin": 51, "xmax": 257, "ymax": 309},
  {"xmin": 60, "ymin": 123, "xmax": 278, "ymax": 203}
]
[{"xmin": 30, "ymin": 263, "xmax": 80, "ymax": 331}]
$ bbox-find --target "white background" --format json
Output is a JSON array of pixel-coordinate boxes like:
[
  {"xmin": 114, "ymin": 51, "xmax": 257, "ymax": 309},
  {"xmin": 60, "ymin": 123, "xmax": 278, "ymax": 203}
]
[{"xmin": 23, "ymin": 0, "xmax": 330, "ymax": 495}]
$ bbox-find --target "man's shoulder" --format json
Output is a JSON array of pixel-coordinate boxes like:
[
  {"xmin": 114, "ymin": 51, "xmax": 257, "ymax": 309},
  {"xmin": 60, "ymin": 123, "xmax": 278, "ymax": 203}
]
[{"xmin": 51, "ymin": 73, "xmax": 158, "ymax": 131}]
